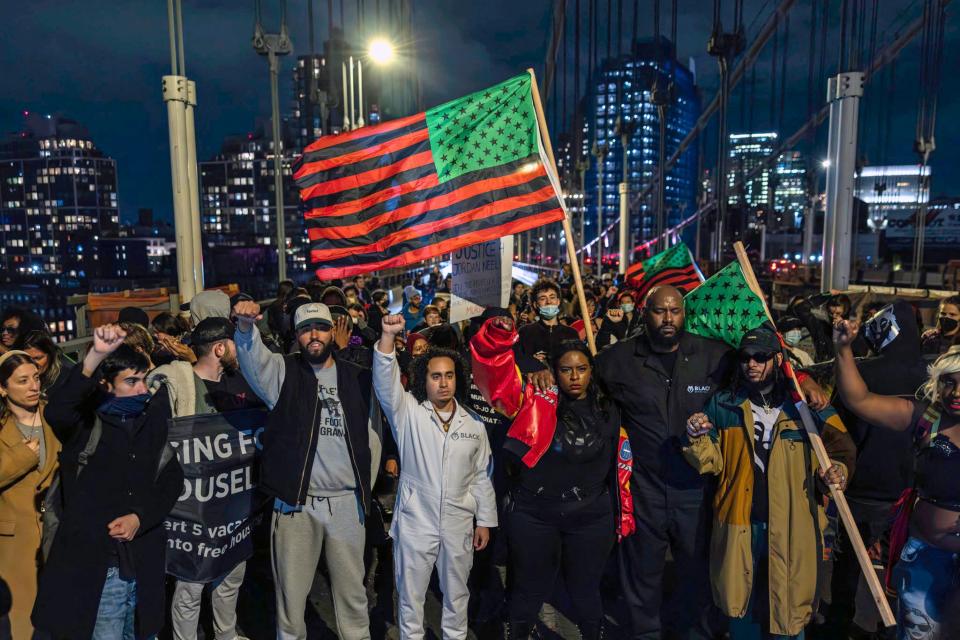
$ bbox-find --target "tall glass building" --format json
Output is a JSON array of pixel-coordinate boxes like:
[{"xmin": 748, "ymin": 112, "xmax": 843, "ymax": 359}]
[{"xmin": 585, "ymin": 37, "xmax": 700, "ymax": 259}]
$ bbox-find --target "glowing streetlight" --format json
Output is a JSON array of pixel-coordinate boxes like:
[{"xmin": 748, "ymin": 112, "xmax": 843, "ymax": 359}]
[
  {"xmin": 821, "ymin": 159, "xmax": 831, "ymax": 168},
  {"xmin": 368, "ymin": 38, "xmax": 395, "ymax": 65}
]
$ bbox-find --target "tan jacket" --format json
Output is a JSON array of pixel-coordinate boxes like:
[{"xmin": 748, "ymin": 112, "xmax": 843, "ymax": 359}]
[
  {"xmin": 0, "ymin": 408, "xmax": 60, "ymax": 639},
  {"xmin": 682, "ymin": 390, "xmax": 855, "ymax": 637}
]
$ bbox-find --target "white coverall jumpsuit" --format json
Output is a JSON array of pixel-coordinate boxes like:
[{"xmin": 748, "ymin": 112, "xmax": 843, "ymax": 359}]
[{"xmin": 372, "ymin": 345, "xmax": 498, "ymax": 640}]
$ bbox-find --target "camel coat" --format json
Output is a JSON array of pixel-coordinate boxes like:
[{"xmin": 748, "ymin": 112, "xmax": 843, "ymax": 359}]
[{"xmin": 0, "ymin": 408, "xmax": 60, "ymax": 639}]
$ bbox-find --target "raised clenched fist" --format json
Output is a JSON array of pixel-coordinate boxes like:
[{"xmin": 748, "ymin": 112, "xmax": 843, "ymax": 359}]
[
  {"xmin": 381, "ymin": 314, "xmax": 405, "ymax": 337},
  {"xmin": 233, "ymin": 301, "xmax": 262, "ymax": 332}
]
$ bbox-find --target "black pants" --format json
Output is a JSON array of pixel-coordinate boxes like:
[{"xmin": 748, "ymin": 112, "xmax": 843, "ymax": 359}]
[
  {"xmin": 827, "ymin": 497, "xmax": 895, "ymax": 636},
  {"xmin": 506, "ymin": 489, "xmax": 615, "ymax": 632},
  {"xmin": 618, "ymin": 480, "xmax": 716, "ymax": 640}
]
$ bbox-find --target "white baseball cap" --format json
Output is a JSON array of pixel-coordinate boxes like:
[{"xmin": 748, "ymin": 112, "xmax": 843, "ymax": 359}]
[{"xmin": 293, "ymin": 303, "xmax": 334, "ymax": 331}]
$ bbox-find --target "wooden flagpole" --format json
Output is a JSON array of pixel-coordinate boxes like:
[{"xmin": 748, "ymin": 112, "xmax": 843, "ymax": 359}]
[
  {"xmin": 527, "ymin": 68, "xmax": 598, "ymax": 355},
  {"xmin": 732, "ymin": 242, "xmax": 895, "ymax": 627}
]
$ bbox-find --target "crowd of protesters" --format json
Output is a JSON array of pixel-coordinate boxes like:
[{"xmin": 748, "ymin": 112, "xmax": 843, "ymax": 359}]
[{"xmin": 0, "ymin": 268, "xmax": 958, "ymax": 640}]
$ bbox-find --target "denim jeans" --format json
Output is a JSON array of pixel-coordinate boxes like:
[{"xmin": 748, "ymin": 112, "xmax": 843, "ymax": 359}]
[
  {"xmin": 92, "ymin": 567, "xmax": 137, "ymax": 640},
  {"xmin": 892, "ymin": 536, "xmax": 960, "ymax": 640}
]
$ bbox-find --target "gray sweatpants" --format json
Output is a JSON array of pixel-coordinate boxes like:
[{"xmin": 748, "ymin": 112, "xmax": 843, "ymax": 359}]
[
  {"xmin": 170, "ymin": 561, "xmax": 246, "ymax": 640},
  {"xmin": 271, "ymin": 493, "xmax": 370, "ymax": 640}
]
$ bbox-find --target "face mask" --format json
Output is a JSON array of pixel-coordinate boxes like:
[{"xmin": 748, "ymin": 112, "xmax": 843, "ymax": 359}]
[
  {"xmin": 864, "ymin": 306, "xmax": 900, "ymax": 353},
  {"xmin": 784, "ymin": 329, "xmax": 802, "ymax": 347},
  {"xmin": 939, "ymin": 316, "xmax": 959, "ymax": 335},
  {"xmin": 621, "ymin": 303, "xmax": 635, "ymax": 314},
  {"xmin": 539, "ymin": 305, "xmax": 560, "ymax": 320},
  {"xmin": 98, "ymin": 393, "xmax": 151, "ymax": 419}
]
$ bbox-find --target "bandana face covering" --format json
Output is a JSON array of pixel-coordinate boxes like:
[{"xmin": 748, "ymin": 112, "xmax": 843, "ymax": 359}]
[
  {"xmin": 864, "ymin": 305, "xmax": 900, "ymax": 353},
  {"xmin": 98, "ymin": 393, "xmax": 151, "ymax": 419}
]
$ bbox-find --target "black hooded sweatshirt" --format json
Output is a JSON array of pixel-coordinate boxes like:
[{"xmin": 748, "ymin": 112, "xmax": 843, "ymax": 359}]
[{"xmin": 835, "ymin": 301, "xmax": 928, "ymax": 503}]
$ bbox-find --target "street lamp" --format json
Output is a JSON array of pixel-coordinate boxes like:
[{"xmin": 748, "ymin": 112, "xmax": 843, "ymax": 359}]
[
  {"xmin": 368, "ymin": 38, "xmax": 395, "ymax": 65},
  {"xmin": 343, "ymin": 37, "xmax": 396, "ymax": 131}
]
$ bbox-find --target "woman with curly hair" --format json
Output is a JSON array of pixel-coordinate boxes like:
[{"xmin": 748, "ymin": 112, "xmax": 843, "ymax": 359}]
[{"xmin": 373, "ymin": 314, "xmax": 496, "ymax": 640}]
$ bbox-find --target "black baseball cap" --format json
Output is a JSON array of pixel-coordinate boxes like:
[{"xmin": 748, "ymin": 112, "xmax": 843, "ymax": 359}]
[
  {"xmin": 191, "ymin": 317, "xmax": 236, "ymax": 346},
  {"xmin": 738, "ymin": 325, "xmax": 781, "ymax": 355}
]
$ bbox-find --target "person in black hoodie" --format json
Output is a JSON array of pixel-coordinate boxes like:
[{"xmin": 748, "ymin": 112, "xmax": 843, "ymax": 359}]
[
  {"xmin": 827, "ymin": 301, "xmax": 929, "ymax": 638},
  {"xmin": 34, "ymin": 324, "xmax": 183, "ymax": 639}
]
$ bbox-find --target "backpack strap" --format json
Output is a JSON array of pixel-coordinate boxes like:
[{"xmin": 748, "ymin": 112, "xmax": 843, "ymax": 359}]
[{"xmin": 76, "ymin": 417, "xmax": 103, "ymax": 477}]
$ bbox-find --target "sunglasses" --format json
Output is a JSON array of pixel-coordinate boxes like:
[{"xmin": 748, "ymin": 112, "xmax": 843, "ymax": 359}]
[
  {"xmin": 0, "ymin": 326, "xmax": 17, "ymax": 334},
  {"xmin": 739, "ymin": 351, "xmax": 776, "ymax": 364}
]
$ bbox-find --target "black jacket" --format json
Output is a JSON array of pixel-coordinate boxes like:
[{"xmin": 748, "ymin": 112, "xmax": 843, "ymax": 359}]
[
  {"xmin": 595, "ymin": 312, "xmax": 644, "ymax": 348},
  {"xmin": 34, "ymin": 367, "xmax": 183, "ymax": 639},
  {"xmin": 596, "ymin": 331, "xmax": 733, "ymax": 491},
  {"xmin": 515, "ymin": 320, "xmax": 580, "ymax": 373},
  {"xmin": 260, "ymin": 351, "xmax": 374, "ymax": 512},
  {"xmin": 836, "ymin": 301, "xmax": 927, "ymax": 503}
]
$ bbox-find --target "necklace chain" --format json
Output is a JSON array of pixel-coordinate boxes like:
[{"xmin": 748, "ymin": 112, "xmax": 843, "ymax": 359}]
[{"xmin": 432, "ymin": 402, "xmax": 455, "ymax": 433}]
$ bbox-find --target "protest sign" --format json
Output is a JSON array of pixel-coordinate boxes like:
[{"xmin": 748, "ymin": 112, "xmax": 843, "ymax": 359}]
[
  {"xmin": 164, "ymin": 408, "xmax": 267, "ymax": 582},
  {"xmin": 449, "ymin": 236, "xmax": 513, "ymax": 323}
]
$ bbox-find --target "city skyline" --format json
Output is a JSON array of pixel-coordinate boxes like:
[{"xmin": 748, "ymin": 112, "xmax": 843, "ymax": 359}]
[{"xmin": 4, "ymin": 0, "xmax": 957, "ymax": 225}]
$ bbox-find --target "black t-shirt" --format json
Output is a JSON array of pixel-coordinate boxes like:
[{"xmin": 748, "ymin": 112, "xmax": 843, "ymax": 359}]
[
  {"xmin": 200, "ymin": 369, "xmax": 265, "ymax": 413},
  {"xmin": 515, "ymin": 396, "xmax": 617, "ymax": 498},
  {"xmin": 653, "ymin": 349, "xmax": 679, "ymax": 377}
]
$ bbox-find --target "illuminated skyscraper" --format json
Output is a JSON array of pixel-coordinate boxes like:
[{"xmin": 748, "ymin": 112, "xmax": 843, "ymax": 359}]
[{"xmin": 585, "ymin": 37, "xmax": 701, "ymax": 256}]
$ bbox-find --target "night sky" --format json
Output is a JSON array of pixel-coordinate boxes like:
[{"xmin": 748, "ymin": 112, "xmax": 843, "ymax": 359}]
[{"xmin": 3, "ymin": 0, "xmax": 957, "ymax": 223}]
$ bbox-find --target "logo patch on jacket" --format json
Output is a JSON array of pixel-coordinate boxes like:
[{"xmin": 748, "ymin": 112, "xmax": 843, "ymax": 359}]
[
  {"xmin": 687, "ymin": 385, "xmax": 711, "ymax": 394},
  {"xmin": 618, "ymin": 438, "xmax": 632, "ymax": 463},
  {"xmin": 451, "ymin": 431, "xmax": 481, "ymax": 442}
]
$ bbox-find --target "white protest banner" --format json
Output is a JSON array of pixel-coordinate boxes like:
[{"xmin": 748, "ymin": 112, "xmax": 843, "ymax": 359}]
[{"xmin": 449, "ymin": 236, "xmax": 513, "ymax": 323}]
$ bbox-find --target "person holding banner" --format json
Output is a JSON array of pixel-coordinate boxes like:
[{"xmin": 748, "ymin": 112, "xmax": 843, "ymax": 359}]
[
  {"xmin": 373, "ymin": 314, "xmax": 497, "ymax": 640},
  {"xmin": 34, "ymin": 325, "xmax": 184, "ymax": 640},
  {"xmin": 232, "ymin": 300, "xmax": 381, "ymax": 640},
  {"xmin": 147, "ymin": 317, "xmax": 262, "ymax": 640},
  {"xmin": 683, "ymin": 325, "xmax": 855, "ymax": 640}
]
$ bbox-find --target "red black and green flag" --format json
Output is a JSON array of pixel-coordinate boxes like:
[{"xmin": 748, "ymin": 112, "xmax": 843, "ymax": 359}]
[
  {"xmin": 293, "ymin": 73, "xmax": 566, "ymax": 279},
  {"xmin": 625, "ymin": 242, "xmax": 704, "ymax": 300}
]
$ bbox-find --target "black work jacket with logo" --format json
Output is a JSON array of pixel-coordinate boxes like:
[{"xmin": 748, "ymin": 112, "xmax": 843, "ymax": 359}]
[{"xmin": 596, "ymin": 331, "xmax": 733, "ymax": 491}]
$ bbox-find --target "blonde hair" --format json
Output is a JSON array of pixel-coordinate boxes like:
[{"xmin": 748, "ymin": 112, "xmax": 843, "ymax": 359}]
[{"xmin": 920, "ymin": 345, "xmax": 960, "ymax": 406}]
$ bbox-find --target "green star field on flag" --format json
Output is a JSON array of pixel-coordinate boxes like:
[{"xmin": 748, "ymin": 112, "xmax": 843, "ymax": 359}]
[
  {"xmin": 683, "ymin": 261, "xmax": 769, "ymax": 348},
  {"xmin": 426, "ymin": 75, "xmax": 538, "ymax": 183}
]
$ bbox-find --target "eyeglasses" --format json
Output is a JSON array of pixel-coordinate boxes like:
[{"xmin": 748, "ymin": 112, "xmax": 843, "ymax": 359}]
[
  {"xmin": 0, "ymin": 326, "xmax": 17, "ymax": 335},
  {"xmin": 740, "ymin": 351, "xmax": 776, "ymax": 364}
]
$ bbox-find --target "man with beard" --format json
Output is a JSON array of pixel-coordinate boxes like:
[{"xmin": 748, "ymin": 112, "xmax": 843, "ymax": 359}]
[
  {"xmin": 594, "ymin": 285, "xmax": 732, "ymax": 640},
  {"xmin": 233, "ymin": 301, "xmax": 381, "ymax": 640},
  {"xmin": 147, "ymin": 317, "xmax": 263, "ymax": 640},
  {"xmin": 593, "ymin": 287, "xmax": 830, "ymax": 639}
]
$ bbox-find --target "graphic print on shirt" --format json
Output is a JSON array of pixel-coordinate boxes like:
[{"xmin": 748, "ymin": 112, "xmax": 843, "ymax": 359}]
[
  {"xmin": 750, "ymin": 402, "xmax": 779, "ymax": 473},
  {"xmin": 318, "ymin": 383, "xmax": 345, "ymax": 438}
]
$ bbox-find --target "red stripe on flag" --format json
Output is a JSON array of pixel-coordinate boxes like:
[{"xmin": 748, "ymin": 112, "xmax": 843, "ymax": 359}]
[
  {"xmin": 304, "ymin": 174, "xmax": 440, "ymax": 220},
  {"xmin": 309, "ymin": 185, "xmax": 559, "ymax": 261},
  {"xmin": 312, "ymin": 210, "xmax": 565, "ymax": 279},
  {"xmin": 306, "ymin": 164, "xmax": 549, "ymax": 239},
  {"xmin": 299, "ymin": 150, "xmax": 435, "ymax": 200},
  {"xmin": 636, "ymin": 267, "xmax": 701, "ymax": 298},
  {"xmin": 302, "ymin": 112, "xmax": 426, "ymax": 153},
  {"xmin": 294, "ymin": 128, "xmax": 430, "ymax": 180}
]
